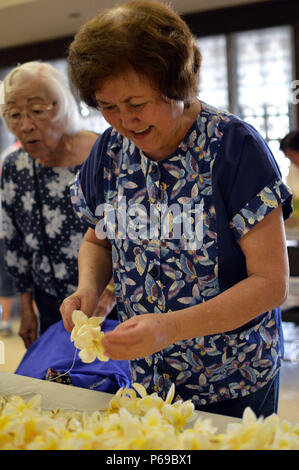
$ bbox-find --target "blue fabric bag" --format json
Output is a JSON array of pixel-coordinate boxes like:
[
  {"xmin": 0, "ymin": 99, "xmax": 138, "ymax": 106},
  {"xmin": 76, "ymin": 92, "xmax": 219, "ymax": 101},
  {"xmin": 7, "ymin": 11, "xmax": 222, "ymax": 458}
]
[{"xmin": 15, "ymin": 319, "xmax": 131, "ymax": 394}]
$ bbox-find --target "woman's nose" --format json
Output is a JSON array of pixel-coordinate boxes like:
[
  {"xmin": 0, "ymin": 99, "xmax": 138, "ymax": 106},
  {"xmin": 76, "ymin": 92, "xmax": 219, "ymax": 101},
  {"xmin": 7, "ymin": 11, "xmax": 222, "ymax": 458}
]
[
  {"xmin": 19, "ymin": 112, "xmax": 35, "ymax": 131},
  {"xmin": 119, "ymin": 108, "xmax": 139, "ymax": 129}
]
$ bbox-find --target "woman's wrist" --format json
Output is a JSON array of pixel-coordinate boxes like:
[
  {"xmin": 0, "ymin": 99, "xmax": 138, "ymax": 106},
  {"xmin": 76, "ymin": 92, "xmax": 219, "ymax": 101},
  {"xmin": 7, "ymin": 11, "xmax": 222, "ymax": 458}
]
[{"xmin": 165, "ymin": 310, "xmax": 183, "ymax": 345}]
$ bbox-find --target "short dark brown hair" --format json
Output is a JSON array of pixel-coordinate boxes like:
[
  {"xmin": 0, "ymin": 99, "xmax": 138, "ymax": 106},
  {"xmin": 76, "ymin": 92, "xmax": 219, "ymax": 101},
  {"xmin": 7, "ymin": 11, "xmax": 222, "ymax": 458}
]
[
  {"xmin": 68, "ymin": 0, "xmax": 201, "ymax": 108},
  {"xmin": 280, "ymin": 131, "xmax": 299, "ymax": 152}
]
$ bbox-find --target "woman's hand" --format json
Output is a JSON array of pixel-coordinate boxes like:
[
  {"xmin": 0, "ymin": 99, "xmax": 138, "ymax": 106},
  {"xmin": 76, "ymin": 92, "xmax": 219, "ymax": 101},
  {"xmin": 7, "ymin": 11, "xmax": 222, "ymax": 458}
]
[
  {"xmin": 101, "ymin": 313, "xmax": 179, "ymax": 360},
  {"xmin": 60, "ymin": 227, "xmax": 113, "ymax": 332},
  {"xmin": 60, "ymin": 287, "xmax": 100, "ymax": 332},
  {"xmin": 19, "ymin": 308, "xmax": 38, "ymax": 349}
]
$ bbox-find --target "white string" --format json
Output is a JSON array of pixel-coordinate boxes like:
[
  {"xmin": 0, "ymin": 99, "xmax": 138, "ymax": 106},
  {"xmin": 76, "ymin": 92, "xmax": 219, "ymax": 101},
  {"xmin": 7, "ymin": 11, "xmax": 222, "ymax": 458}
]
[{"xmin": 48, "ymin": 348, "xmax": 78, "ymax": 383}]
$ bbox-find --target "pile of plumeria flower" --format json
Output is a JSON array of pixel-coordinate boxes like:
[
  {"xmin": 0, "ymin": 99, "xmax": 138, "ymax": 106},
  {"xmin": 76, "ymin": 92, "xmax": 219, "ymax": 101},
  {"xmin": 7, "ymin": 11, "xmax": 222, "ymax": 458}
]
[
  {"xmin": 1, "ymin": 310, "xmax": 298, "ymax": 450},
  {"xmin": 0, "ymin": 382, "xmax": 299, "ymax": 450}
]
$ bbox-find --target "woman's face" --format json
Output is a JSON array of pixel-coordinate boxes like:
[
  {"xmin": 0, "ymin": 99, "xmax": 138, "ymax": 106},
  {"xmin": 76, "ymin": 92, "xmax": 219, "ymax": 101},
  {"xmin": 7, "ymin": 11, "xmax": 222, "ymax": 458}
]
[
  {"xmin": 95, "ymin": 69, "xmax": 188, "ymax": 160},
  {"xmin": 4, "ymin": 78, "xmax": 63, "ymax": 164},
  {"xmin": 285, "ymin": 148, "xmax": 299, "ymax": 168}
]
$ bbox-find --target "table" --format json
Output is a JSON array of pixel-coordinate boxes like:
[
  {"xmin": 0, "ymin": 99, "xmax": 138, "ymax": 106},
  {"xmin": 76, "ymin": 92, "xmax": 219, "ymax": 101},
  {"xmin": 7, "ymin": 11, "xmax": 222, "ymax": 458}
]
[{"xmin": 0, "ymin": 371, "xmax": 240, "ymax": 433}]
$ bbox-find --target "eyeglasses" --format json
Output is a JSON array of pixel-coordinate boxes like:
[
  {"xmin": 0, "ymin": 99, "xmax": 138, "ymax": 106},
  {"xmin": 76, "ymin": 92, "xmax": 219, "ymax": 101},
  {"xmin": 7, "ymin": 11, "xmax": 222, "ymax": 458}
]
[{"xmin": 4, "ymin": 102, "xmax": 57, "ymax": 129}]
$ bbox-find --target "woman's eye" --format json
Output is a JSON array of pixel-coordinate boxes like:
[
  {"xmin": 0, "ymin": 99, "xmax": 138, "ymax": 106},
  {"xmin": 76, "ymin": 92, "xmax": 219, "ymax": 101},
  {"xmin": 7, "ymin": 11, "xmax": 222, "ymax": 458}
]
[
  {"xmin": 10, "ymin": 112, "xmax": 21, "ymax": 119},
  {"xmin": 98, "ymin": 102, "xmax": 145, "ymax": 112},
  {"xmin": 130, "ymin": 103, "xmax": 145, "ymax": 108},
  {"xmin": 99, "ymin": 104, "xmax": 117, "ymax": 111}
]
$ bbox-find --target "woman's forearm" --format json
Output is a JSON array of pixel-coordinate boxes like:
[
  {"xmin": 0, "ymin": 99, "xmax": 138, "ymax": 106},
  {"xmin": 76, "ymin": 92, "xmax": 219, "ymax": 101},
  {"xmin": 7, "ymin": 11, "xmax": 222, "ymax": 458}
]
[
  {"xmin": 102, "ymin": 270, "xmax": 288, "ymax": 361},
  {"xmin": 170, "ymin": 271, "xmax": 288, "ymax": 343},
  {"xmin": 60, "ymin": 228, "xmax": 113, "ymax": 330},
  {"xmin": 20, "ymin": 292, "xmax": 35, "ymax": 316},
  {"xmin": 78, "ymin": 235, "xmax": 113, "ymax": 297}
]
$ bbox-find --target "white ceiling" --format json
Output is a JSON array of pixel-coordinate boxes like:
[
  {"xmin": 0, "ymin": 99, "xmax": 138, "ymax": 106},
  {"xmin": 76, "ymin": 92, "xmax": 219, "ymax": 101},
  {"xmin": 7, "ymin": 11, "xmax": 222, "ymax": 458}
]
[{"xmin": 0, "ymin": 0, "xmax": 273, "ymax": 50}]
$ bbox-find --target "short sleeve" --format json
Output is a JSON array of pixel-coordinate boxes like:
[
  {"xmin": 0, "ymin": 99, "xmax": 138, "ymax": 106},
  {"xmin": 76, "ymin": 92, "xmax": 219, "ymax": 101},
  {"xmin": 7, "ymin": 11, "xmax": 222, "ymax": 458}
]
[
  {"xmin": 69, "ymin": 127, "xmax": 113, "ymax": 229},
  {"xmin": 213, "ymin": 118, "xmax": 293, "ymax": 243},
  {"xmin": 230, "ymin": 179, "xmax": 292, "ymax": 241},
  {"xmin": 69, "ymin": 173, "xmax": 98, "ymax": 228}
]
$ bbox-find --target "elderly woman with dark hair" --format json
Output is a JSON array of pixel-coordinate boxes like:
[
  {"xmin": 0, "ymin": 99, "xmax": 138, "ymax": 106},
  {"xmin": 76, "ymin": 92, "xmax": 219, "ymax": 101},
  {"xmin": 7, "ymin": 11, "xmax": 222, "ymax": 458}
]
[
  {"xmin": 280, "ymin": 131, "xmax": 299, "ymax": 191},
  {"xmin": 280, "ymin": 131, "xmax": 299, "ymax": 171},
  {"xmin": 61, "ymin": 0, "xmax": 292, "ymax": 418},
  {"xmin": 0, "ymin": 61, "xmax": 116, "ymax": 347}
]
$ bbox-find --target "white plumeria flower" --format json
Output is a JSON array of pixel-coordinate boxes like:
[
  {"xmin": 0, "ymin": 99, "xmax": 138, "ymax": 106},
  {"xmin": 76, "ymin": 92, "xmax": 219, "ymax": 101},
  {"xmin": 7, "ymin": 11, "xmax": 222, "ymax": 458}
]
[
  {"xmin": 71, "ymin": 310, "xmax": 108, "ymax": 363},
  {"xmin": 0, "ymin": 389, "xmax": 299, "ymax": 450}
]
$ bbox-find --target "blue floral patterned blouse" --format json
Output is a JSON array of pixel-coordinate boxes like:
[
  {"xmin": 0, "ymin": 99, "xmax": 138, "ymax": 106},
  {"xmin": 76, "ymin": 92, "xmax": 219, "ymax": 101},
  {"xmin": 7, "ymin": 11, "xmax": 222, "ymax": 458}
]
[
  {"xmin": 1, "ymin": 149, "xmax": 87, "ymax": 299},
  {"xmin": 70, "ymin": 101, "xmax": 293, "ymax": 406}
]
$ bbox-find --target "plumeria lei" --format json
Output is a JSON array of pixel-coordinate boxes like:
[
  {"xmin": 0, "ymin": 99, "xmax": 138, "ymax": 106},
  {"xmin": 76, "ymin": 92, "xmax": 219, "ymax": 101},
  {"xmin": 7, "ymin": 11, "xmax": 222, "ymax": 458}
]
[{"xmin": 70, "ymin": 310, "xmax": 108, "ymax": 363}]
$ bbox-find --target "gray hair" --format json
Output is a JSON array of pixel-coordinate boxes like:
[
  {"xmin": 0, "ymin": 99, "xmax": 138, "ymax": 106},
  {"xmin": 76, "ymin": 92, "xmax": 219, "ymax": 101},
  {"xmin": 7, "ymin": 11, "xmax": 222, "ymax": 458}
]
[{"xmin": 0, "ymin": 61, "xmax": 83, "ymax": 135}]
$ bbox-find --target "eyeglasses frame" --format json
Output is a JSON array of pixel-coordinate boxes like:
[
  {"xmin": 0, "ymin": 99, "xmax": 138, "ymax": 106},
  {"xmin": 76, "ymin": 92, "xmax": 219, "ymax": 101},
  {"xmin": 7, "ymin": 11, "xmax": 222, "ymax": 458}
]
[{"xmin": 3, "ymin": 101, "xmax": 57, "ymax": 129}]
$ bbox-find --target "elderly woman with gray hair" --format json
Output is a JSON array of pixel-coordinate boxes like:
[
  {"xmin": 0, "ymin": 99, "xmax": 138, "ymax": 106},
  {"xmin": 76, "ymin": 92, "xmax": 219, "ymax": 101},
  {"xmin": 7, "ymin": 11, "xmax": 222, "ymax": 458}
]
[{"xmin": 0, "ymin": 61, "xmax": 116, "ymax": 347}]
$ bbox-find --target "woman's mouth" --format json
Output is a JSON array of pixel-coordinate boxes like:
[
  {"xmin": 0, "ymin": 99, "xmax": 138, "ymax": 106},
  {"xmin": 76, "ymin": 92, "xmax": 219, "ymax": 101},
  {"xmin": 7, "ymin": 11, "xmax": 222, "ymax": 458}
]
[{"xmin": 130, "ymin": 126, "xmax": 152, "ymax": 139}]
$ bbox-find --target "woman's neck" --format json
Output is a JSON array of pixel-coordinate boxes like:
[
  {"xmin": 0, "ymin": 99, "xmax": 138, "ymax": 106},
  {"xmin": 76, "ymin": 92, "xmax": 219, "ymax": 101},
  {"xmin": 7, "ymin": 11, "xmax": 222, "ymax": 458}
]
[{"xmin": 36, "ymin": 131, "xmax": 97, "ymax": 167}]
